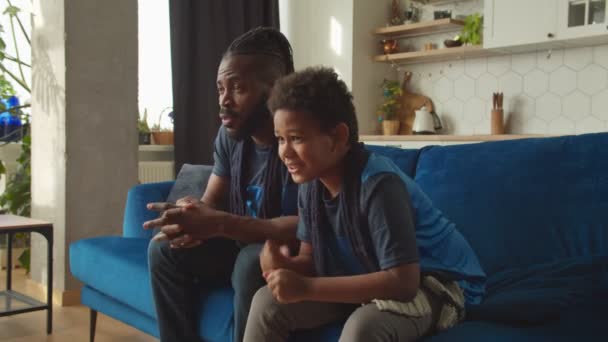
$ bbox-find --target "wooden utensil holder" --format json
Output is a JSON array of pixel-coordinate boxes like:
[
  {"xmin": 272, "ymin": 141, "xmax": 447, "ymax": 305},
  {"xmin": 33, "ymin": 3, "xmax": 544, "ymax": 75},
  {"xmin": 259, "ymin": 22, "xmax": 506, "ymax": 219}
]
[{"xmin": 491, "ymin": 109, "xmax": 504, "ymax": 134}]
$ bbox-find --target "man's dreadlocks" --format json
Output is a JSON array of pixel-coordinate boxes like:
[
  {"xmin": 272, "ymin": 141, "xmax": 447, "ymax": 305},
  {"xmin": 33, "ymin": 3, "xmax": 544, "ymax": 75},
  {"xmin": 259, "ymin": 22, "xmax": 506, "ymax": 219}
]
[{"xmin": 223, "ymin": 27, "xmax": 294, "ymax": 83}]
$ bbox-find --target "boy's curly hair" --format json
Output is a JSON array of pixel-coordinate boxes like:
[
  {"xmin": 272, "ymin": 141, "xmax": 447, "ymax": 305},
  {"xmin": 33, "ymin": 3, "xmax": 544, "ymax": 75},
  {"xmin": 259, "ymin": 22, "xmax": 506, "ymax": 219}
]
[{"xmin": 267, "ymin": 66, "xmax": 358, "ymax": 144}]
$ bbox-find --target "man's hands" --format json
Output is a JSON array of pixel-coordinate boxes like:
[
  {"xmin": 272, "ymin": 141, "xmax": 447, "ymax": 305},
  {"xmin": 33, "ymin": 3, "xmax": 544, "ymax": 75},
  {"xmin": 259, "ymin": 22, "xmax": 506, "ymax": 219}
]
[
  {"xmin": 144, "ymin": 196, "xmax": 227, "ymax": 248},
  {"xmin": 265, "ymin": 269, "xmax": 312, "ymax": 304}
]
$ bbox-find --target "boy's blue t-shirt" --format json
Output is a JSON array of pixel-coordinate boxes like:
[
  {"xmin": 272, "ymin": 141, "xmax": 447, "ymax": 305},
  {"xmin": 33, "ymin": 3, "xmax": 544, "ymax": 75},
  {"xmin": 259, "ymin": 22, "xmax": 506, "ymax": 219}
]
[
  {"xmin": 213, "ymin": 126, "xmax": 297, "ymax": 217},
  {"xmin": 297, "ymin": 173, "xmax": 419, "ymax": 276},
  {"xmin": 297, "ymin": 153, "xmax": 486, "ymax": 305}
]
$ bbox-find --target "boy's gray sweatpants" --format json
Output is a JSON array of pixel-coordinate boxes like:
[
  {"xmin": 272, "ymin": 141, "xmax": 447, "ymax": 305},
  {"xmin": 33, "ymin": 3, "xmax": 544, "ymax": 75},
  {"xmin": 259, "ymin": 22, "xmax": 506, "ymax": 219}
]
[{"xmin": 243, "ymin": 285, "xmax": 443, "ymax": 342}]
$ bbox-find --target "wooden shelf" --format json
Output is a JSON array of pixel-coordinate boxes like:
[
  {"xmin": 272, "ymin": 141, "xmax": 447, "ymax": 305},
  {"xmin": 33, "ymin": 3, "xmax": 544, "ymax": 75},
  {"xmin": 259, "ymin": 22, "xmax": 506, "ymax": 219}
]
[
  {"xmin": 360, "ymin": 134, "xmax": 551, "ymax": 142},
  {"xmin": 373, "ymin": 45, "xmax": 501, "ymax": 65},
  {"xmin": 373, "ymin": 18, "xmax": 464, "ymax": 39},
  {"xmin": 412, "ymin": 0, "xmax": 471, "ymax": 5}
]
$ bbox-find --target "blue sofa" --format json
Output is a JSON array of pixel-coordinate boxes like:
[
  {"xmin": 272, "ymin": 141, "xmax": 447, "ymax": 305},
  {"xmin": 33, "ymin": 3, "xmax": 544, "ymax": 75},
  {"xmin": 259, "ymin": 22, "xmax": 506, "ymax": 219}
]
[{"xmin": 70, "ymin": 133, "xmax": 608, "ymax": 341}]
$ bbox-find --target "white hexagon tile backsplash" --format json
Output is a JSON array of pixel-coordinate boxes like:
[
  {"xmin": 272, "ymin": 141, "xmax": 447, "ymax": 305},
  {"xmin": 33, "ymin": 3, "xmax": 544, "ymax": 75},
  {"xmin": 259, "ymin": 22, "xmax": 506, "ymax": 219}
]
[{"xmin": 400, "ymin": 44, "xmax": 608, "ymax": 135}]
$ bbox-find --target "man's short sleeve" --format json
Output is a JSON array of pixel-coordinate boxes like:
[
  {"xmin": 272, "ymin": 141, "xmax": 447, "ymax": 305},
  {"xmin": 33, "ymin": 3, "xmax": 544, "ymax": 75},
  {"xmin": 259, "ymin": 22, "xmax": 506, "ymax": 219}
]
[
  {"xmin": 296, "ymin": 183, "xmax": 311, "ymax": 242},
  {"xmin": 212, "ymin": 126, "xmax": 233, "ymax": 177},
  {"xmin": 362, "ymin": 173, "xmax": 419, "ymax": 270}
]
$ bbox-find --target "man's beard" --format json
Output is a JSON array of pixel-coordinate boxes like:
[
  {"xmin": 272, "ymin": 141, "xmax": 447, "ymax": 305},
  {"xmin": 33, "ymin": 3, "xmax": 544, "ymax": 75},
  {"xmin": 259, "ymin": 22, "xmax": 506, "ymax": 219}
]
[{"xmin": 222, "ymin": 98, "xmax": 270, "ymax": 141}]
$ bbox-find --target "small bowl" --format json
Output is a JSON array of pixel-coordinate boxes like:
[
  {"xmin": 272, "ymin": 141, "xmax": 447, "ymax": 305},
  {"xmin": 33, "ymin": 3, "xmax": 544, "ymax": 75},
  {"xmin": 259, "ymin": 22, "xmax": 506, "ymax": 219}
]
[{"xmin": 444, "ymin": 39, "xmax": 463, "ymax": 48}]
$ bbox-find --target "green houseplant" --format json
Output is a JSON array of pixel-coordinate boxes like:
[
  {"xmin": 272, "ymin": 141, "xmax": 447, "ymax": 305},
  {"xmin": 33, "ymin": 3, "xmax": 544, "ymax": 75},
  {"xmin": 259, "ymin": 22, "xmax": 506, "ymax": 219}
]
[
  {"xmin": 460, "ymin": 13, "xmax": 483, "ymax": 45},
  {"xmin": 376, "ymin": 79, "xmax": 402, "ymax": 135},
  {"xmin": 150, "ymin": 107, "xmax": 174, "ymax": 145},
  {"xmin": 138, "ymin": 109, "xmax": 151, "ymax": 145}
]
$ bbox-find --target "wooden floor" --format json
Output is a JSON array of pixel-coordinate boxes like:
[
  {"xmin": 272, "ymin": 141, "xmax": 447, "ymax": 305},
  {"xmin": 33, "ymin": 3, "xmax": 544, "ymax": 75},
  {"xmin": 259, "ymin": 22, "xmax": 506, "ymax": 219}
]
[{"xmin": 1, "ymin": 268, "xmax": 157, "ymax": 342}]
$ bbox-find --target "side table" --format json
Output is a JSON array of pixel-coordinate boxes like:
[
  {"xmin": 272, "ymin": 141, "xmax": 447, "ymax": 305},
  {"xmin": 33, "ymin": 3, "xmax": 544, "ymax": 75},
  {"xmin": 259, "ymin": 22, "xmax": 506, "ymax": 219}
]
[{"xmin": 0, "ymin": 214, "xmax": 53, "ymax": 334}]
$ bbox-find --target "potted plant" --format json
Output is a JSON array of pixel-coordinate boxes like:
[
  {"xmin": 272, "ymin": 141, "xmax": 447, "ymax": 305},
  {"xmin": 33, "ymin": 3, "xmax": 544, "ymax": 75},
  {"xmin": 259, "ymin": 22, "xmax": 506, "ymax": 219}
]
[
  {"xmin": 376, "ymin": 79, "xmax": 403, "ymax": 135},
  {"xmin": 460, "ymin": 13, "xmax": 483, "ymax": 45},
  {"xmin": 150, "ymin": 108, "xmax": 174, "ymax": 145},
  {"xmin": 138, "ymin": 109, "xmax": 151, "ymax": 145}
]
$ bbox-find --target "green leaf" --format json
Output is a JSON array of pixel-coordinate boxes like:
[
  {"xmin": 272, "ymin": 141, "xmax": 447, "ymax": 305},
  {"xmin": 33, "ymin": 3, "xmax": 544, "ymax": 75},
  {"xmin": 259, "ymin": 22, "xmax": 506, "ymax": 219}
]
[{"xmin": 3, "ymin": 5, "xmax": 20, "ymax": 17}]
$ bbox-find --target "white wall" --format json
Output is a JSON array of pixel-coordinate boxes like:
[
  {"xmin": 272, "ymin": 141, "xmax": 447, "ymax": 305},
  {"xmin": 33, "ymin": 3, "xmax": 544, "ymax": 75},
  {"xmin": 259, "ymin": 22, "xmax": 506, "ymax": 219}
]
[
  {"xmin": 279, "ymin": 0, "xmax": 354, "ymax": 88},
  {"xmin": 279, "ymin": 0, "xmax": 395, "ymax": 134}
]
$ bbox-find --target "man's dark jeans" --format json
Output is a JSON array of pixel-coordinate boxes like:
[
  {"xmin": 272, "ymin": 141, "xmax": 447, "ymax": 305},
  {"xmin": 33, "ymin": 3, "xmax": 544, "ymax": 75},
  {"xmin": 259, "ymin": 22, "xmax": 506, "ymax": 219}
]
[{"xmin": 148, "ymin": 238, "xmax": 265, "ymax": 342}]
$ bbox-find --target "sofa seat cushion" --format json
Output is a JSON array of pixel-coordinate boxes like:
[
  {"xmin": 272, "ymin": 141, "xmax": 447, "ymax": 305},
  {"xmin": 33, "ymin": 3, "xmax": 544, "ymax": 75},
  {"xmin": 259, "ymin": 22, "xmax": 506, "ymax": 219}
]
[
  {"xmin": 71, "ymin": 236, "xmax": 158, "ymax": 317},
  {"xmin": 425, "ymin": 310, "xmax": 605, "ymax": 342},
  {"xmin": 467, "ymin": 255, "xmax": 608, "ymax": 324}
]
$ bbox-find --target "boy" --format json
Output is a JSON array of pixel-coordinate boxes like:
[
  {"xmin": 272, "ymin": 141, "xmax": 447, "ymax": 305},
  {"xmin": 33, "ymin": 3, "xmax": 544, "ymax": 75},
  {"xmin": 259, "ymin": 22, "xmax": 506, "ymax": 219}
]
[{"xmin": 244, "ymin": 67, "xmax": 486, "ymax": 342}]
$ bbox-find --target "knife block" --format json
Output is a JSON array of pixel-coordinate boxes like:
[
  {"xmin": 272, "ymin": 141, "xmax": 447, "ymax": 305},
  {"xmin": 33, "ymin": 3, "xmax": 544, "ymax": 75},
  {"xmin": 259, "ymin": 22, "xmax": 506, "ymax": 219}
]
[{"xmin": 491, "ymin": 109, "xmax": 504, "ymax": 134}]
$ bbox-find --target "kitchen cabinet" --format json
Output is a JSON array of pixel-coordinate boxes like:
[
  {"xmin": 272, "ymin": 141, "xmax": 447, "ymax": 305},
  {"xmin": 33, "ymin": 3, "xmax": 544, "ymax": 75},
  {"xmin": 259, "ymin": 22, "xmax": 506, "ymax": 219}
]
[
  {"xmin": 484, "ymin": 0, "xmax": 608, "ymax": 50},
  {"xmin": 483, "ymin": 0, "xmax": 559, "ymax": 49},
  {"xmin": 557, "ymin": 0, "xmax": 608, "ymax": 40}
]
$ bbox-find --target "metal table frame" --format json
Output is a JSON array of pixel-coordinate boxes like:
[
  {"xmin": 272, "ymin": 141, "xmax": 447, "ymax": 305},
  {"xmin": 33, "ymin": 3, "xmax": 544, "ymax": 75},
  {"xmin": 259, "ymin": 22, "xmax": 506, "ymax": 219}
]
[{"xmin": 1, "ymin": 218, "xmax": 53, "ymax": 334}]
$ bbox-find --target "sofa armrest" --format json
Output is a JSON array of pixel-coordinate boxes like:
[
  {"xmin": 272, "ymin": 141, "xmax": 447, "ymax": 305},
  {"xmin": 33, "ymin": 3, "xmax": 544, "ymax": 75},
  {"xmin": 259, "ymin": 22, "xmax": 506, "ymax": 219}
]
[{"xmin": 123, "ymin": 181, "xmax": 174, "ymax": 239}]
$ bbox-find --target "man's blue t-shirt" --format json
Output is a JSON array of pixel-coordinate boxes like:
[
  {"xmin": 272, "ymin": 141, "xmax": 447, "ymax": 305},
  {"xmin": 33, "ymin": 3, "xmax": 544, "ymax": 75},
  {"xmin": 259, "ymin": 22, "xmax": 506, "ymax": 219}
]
[{"xmin": 212, "ymin": 126, "xmax": 297, "ymax": 217}]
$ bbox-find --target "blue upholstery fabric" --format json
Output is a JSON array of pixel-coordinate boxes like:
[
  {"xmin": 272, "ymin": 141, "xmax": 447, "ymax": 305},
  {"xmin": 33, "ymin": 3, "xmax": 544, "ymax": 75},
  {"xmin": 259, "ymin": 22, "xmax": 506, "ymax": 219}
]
[
  {"xmin": 468, "ymin": 256, "xmax": 608, "ymax": 324},
  {"xmin": 414, "ymin": 133, "xmax": 608, "ymax": 276},
  {"xmin": 425, "ymin": 304, "xmax": 605, "ymax": 342},
  {"xmin": 81, "ymin": 285, "xmax": 159, "ymax": 337},
  {"xmin": 123, "ymin": 181, "xmax": 174, "ymax": 239}
]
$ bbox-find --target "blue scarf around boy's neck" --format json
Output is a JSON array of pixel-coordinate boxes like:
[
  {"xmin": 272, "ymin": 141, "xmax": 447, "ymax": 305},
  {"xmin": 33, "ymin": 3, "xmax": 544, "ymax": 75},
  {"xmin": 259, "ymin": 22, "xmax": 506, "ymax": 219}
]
[
  {"xmin": 228, "ymin": 137, "xmax": 284, "ymax": 219},
  {"xmin": 304, "ymin": 143, "xmax": 380, "ymax": 276}
]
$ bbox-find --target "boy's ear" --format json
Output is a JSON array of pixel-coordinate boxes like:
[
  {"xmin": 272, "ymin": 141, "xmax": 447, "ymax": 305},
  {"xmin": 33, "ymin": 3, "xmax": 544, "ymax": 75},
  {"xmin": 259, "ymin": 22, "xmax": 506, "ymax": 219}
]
[{"xmin": 329, "ymin": 123, "xmax": 350, "ymax": 151}]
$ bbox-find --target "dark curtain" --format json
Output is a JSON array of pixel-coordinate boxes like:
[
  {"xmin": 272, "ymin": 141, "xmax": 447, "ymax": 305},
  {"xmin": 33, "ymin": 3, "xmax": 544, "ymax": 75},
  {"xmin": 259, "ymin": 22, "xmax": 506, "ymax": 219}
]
[{"xmin": 169, "ymin": 0, "xmax": 279, "ymax": 174}]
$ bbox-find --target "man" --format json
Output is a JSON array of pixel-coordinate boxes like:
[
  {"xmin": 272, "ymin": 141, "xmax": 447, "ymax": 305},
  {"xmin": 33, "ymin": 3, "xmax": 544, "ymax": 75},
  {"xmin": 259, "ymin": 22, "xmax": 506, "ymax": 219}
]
[{"xmin": 144, "ymin": 27, "xmax": 298, "ymax": 342}]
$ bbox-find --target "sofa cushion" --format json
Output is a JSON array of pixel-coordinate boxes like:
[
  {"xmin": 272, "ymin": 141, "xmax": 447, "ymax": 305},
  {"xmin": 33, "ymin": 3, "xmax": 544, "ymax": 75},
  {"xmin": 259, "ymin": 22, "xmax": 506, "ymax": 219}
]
[
  {"xmin": 365, "ymin": 144, "xmax": 419, "ymax": 177},
  {"xmin": 414, "ymin": 133, "xmax": 608, "ymax": 276},
  {"xmin": 425, "ymin": 310, "xmax": 605, "ymax": 342},
  {"xmin": 468, "ymin": 256, "xmax": 608, "ymax": 324},
  {"xmin": 167, "ymin": 164, "xmax": 213, "ymax": 203},
  {"xmin": 123, "ymin": 181, "xmax": 174, "ymax": 239}
]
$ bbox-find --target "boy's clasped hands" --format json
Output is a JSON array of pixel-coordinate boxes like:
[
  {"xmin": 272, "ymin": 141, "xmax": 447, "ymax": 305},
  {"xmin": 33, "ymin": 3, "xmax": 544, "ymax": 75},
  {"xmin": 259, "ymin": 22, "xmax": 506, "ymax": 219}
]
[{"xmin": 260, "ymin": 240, "xmax": 311, "ymax": 304}]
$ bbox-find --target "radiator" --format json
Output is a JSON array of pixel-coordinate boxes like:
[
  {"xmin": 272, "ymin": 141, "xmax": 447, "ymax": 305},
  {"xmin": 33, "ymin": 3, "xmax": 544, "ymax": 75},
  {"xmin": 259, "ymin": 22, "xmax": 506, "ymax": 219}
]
[{"xmin": 138, "ymin": 161, "xmax": 175, "ymax": 183}]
